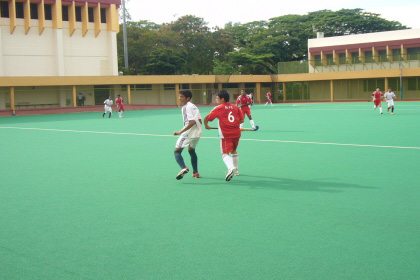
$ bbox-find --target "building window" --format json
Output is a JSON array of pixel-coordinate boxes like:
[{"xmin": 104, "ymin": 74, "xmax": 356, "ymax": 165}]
[
  {"xmin": 62, "ymin": 5, "xmax": 69, "ymax": 21},
  {"xmin": 164, "ymin": 84, "xmax": 176, "ymax": 90},
  {"xmin": 326, "ymin": 54, "xmax": 333, "ymax": 65},
  {"xmin": 338, "ymin": 53, "xmax": 346, "ymax": 64},
  {"xmin": 45, "ymin": 4, "xmax": 52, "ymax": 20},
  {"xmin": 407, "ymin": 78, "xmax": 419, "ymax": 91},
  {"xmin": 222, "ymin": 83, "xmax": 239, "ymax": 88},
  {"xmin": 245, "ymin": 83, "xmax": 256, "ymax": 88},
  {"xmin": 16, "ymin": 1, "xmax": 24, "ymax": 19},
  {"xmin": 1, "ymin": 1, "xmax": 10, "ymax": 18},
  {"xmin": 364, "ymin": 79, "xmax": 385, "ymax": 92},
  {"xmin": 378, "ymin": 50, "xmax": 388, "ymax": 62},
  {"xmin": 351, "ymin": 52, "xmax": 360, "ymax": 64},
  {"xmin": 388, "ymin": 78, "xmax": 399, "ymax": 92},
  {"xmin": 136, "ymin": 84, "xmax": 152, "ymax": 90},
  {"xmin": 365, "ymin": 51, "xmax": 373, "ymax": 63},
  {"xmin": 261, "ymin": 83, "xmax": 272, "ymax": 88},
  {"xmin": 181, "ymin": 84, "xmax": 190, "ymax": 89},
  {"xmin": 407, "ymin": 47, "xmax": 420, "ymax": 60},
  {"xmin": 75, "ymin": 6, "xmax": 81, "ymax": 22},
  {"xmin": 88, "ymin": 7, "xmax": 94, "ymax": 23},
  {"xmin": 100, "ymin": 8, "xmax": 106, "ymax": 23},
  {"xmin": 314, "ymin": 55, "xmax": 322, "ymax": 66},
  {"xmin": 30, "ymin": 3, "xmax": 38, "ymax": 19}
]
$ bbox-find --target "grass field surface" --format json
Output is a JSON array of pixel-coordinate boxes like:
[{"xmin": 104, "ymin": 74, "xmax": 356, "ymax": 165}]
[{"xmin": 0, "ymin": 102, "xmax": 419, "ymax": 279}]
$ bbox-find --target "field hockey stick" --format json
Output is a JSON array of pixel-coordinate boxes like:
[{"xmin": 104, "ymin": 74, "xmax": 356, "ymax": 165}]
[{"xmin": 208, "ymin": 126, "xmax": 259, "ymax": 131}]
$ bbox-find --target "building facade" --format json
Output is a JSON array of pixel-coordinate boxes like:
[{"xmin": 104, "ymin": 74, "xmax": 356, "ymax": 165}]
[{"xmin": 0, "ymin": 0, "xmax": 120, "ymax": 77}]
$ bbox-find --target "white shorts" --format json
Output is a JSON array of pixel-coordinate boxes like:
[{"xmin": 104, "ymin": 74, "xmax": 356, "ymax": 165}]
[
  {"xmin": 104, "ymin": 106, "xmax": 112, "ymax": 113},
  {"xmin": 387, "ymin": 100, "xmax": 394, "ymax": 107},
  {"xmin": 175, "ymin": 136, "xmax": 200, "ymax": 149}
]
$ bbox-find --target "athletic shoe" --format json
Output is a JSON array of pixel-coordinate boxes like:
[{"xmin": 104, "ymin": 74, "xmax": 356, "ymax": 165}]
[
  {"xmin": 176, "ymin": 167, "xmax": 189, "ymax": 180},
  {"xmin": 192, "ymin": 172, "xmax": 200, "ymax": 178},
  {"xmin": 226, "ymin": 169, "xmax": 234, "ymax": 181},
  {"xmin": 234, "ymin": 169, "xmax": 240, "ymax": 176},
  {"xmin": 391, "ymin": 112, "xmax": 394, "ymax": 115}
]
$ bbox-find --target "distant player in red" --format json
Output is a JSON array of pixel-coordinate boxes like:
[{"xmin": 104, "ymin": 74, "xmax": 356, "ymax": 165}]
[
  {"xmin": 205, "ymin": 90, "xmax": 244, "ymax": 181},
  {"xmin": 116, "ymin": 94, "xmax": 125, "ymax": 118},
  {"xmin": 265, "ymin": 91, "xmax": 273, "ymax": 106},
  {"xmin": 236, "ymin": 89, "xmax": 256, "ymax": 129},
  {"xmin": 372, "ymin": 87, "xmax": 383, "ymax": 114}
]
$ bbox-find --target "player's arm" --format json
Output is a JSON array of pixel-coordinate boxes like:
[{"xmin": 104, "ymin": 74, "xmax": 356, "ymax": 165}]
[
  {"xmin": 174, "ymin": 120, "xmax": 196, "ymax": 135},
  {"xmin": 204, "ymin": 114, "xmax": 216, "ymax": 130}
]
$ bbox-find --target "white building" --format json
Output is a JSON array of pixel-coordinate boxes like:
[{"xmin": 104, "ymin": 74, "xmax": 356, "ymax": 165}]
[
  {"xmin": 0, "ymin": 0, "xmax": 120, "ymax": 77},
  {"xmin": 308, "ymin": 29, "xmax": 420, "ymax": 73}
]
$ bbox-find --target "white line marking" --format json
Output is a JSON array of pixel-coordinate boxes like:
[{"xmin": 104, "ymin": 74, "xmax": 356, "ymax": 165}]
[{"xmin": 1, "ymin": 126, "xmax": 419, "ymax": 150}]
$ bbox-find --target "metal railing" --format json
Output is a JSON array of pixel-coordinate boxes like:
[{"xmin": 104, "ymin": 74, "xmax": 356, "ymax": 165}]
[{"xmin": 278, "ymin": 54, "xmax": 420, "ymax": 74}]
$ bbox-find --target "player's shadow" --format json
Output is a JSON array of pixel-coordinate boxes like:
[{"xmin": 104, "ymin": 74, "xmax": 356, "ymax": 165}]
[{"xmin": 183, "ymin": 175, "xmax": 375, "ymax": 193}]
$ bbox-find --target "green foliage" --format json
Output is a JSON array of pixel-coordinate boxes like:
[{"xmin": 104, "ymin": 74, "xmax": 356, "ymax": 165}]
[{"xmin": 117, "ymin": 9, "xmax": 408, "ymax": 75}]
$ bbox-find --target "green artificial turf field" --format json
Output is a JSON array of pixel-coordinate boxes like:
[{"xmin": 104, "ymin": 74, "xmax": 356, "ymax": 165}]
[{"xmin": 0, "ymin": 102, "xmax": 419, "ymax": 279}]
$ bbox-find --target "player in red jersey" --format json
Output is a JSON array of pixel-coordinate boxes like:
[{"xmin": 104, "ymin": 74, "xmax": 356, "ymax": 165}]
[
  {"xmin": 236, "ymin": 89, "xmax": 256, "ymax": 129},
  {"xmin": 372, "ymin": 87, "xmax": 383, "ymax": 114},
  {"xmin": 265, "ymin": 91, "xmax": 273, "ymax": 106},
  {"xmin": 115, "ymin": 95, "xmax": 125, "ymax": 118},
  {"xmin": 204, "ymin": 90, "xmax": 244, "ymax": 181}
]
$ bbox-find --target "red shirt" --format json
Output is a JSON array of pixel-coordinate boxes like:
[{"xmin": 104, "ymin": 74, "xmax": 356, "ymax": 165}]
[
  {"xmin": 116, "ymin": 97, "xmax": 124, "ymax": 107},
  {"xmin": 372, "ymin": 91, "xmax": 383, "ymax": 100},
  {"xmin": 236, "ymin": 95, "xmax": 252, "ymax": 109},
  {"xmin": 266, "ymin": 92, "xmax": 272, "ymax": 99},
  {"xmin": 205, "ymin": 103, "xmax": 244, "ymax": 139}
]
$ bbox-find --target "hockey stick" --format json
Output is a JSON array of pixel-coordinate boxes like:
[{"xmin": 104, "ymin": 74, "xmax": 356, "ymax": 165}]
[{"xmin": 209, "ymin": 126, "xmax": 259, "ymax": 131}]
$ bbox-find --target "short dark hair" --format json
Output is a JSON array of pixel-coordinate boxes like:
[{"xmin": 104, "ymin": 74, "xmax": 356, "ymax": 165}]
[
  {"xmin": 216, "ymin": 90, "xmax": 230, "ymax": 102},
  {"xmin": 179, "ymin": 90, "xmax": 192, "ymax": 100},
  {"xmin": 241, "ymin": 89, "xmax": 247, "ymax": 93},
  {"xmin": 376, "ymin": 87, "xmax": 380, "ymax": 90}
]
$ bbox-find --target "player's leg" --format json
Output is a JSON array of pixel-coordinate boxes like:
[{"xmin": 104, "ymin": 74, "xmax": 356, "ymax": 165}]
[
  {"xmin": 175, "ymin": 138, "xmax": 189, "ymax": 180},
  {"xmin": 102, "ymin": 107, "xmax": 106, "ymax": 117},
  {"xmin": 232, "ymin": 151, "xmax": 239, "ymax": 175},
  {"xmin": 188, "ymin": 140, "xmax": 200, "ymax": 178},
  {"xmin": 379, "ymin": 103, "xmax": 383, "ymax": 114},
  {"xmin": 108, "ymin": 108, "xmax": 112, "ymax": 118},
  {"xmin": 248, "ymin": 114, "xmax": 255, "ymax": 129},
  {"xmin": 221, "ymin": 139, "xmax": 235, "ymax": 181}
]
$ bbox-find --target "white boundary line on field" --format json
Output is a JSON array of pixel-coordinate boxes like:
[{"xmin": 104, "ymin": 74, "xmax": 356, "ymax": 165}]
[{"xmin": 1, "ymin": 126, "xmax": 419, "ymax": 150}]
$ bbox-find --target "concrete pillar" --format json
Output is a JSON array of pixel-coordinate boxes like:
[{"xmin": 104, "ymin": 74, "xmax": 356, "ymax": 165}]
[
  {"xmin": 54, "ymin": 29, "xmax": 65, "ymax": 76},
  {"xmin": 256, "ymin": 82, "xmax": 261, "ymax": 104},
  {"xmin": 330, "ymin": 80, "xmax": 334, "ymax": 102},
  {"xmin": 283, "ymin": 83, "xmax": 286, "ymax": 103},
  {"xmin": 127, "ymin": 84, "xmax": 131, "ymax": 105},
  {"xmin": 72, "ymin": 85, "xmax": 77, "ymax": 107},
  {"xmin": 175, "ymin": 84, "xmax": 180, "ymax": 107}
]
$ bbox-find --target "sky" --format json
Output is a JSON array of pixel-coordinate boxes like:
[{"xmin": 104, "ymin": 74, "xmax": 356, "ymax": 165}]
[{"xmin": 124, "ymin": 0, "xmax": 420, "ymax": 29}]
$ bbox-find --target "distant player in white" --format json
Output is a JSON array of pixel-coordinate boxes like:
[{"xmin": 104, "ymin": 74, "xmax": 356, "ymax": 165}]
[
  {"xmin": 173, "ymin": 90, "xmax": 203, "ymax": 179},
  {"xmin": 384, "ymin": 88, "xmax": 396, "ymax": 115},
  {"xmin": 102, "ymin": 96, "xmax": 113, "ymax": 118}
]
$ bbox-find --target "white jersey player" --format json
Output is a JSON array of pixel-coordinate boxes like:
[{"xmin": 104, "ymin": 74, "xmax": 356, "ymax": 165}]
[
  {"xmin": 102, "ymin": 96, "xmax": 113, "ymax": 118},
  {"xmin": 173, "ymin": 90, "xmax": 203, "ymax": 179},
  {"xmin": 384, "ymin": 88, "xmax": 396, "ymax": 114}
]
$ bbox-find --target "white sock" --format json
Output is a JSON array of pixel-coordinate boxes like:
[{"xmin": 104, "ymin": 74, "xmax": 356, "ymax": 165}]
[
  {"xmin": 240, "ymin": 123, "xmax": 243, "ymax": 128},
  {"xmin": 265, "ymin": 103, "xmax": 267, "ymax": 106},
  {"xmin": 222, "ymin": 154, "xmax": 234, "ymax": 170},
  {"xmin": 380, "ymin": 107, "xmax": 383, "ymax": 113},
  {"xmin": 374, "ymin": 105, "xmax": 376, "ymax": 109},
  {"xmin": 250, "ymin": 120, "xmax": 255, "ymax": 128},
  {"xmin": 232, "ymin": 154, "xmax": 239, "ymax": 170}
]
